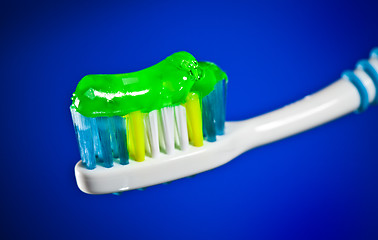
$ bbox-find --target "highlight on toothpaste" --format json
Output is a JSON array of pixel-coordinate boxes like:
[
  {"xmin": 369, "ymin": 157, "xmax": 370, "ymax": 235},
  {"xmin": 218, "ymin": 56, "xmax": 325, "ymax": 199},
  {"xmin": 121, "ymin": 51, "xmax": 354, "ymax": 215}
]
[{"xmin": 70, "ymin": 51, "xmax": 228, "ymax": 170}]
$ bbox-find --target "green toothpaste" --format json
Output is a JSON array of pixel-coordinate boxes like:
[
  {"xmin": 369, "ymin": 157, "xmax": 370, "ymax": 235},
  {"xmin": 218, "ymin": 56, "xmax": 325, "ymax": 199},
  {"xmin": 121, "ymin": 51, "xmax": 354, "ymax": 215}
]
[{"xmin": 71, "ymin": 51, "xmax": 226, "ymax": 117}]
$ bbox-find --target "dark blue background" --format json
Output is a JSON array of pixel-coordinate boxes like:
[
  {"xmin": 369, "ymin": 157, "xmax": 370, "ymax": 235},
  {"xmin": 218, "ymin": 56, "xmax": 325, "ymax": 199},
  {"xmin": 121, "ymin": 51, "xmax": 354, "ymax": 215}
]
[{"xmin": 1, "ymin": 0, "xmax": 378, "ymax": 239}]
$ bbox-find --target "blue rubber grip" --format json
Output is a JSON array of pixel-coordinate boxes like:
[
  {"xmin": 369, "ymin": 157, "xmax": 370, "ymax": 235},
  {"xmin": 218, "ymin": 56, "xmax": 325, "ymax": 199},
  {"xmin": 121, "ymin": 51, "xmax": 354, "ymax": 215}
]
[
  {"xmin": 371, "ymin": 48, "xmax": 378, "ymax": 58},
  {"xmin": 342, "ymin": 70, "xmax": 370, "ymax": 113},
  {"xmin": 357, "ymin": 60, "xmax": 378, "ymax": 105}
]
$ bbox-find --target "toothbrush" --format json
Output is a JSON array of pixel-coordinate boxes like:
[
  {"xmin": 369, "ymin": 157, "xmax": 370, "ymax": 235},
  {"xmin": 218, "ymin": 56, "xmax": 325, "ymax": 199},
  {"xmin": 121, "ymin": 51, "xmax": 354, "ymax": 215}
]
[{"xmin": 71, "ymin": 49, "xmax": 378, "ymax": 195}]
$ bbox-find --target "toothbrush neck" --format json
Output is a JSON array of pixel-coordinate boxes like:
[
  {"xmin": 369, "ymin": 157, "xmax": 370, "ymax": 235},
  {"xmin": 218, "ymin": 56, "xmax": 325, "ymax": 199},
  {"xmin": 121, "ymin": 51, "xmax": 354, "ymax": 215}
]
[{"xmin": 228, "ymin": 78, "xmax": 362, "ymax": 154}]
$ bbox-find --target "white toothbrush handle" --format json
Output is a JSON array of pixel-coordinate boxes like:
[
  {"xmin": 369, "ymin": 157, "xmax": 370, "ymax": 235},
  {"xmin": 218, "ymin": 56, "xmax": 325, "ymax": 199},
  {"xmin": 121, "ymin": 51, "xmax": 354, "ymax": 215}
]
[{"xmin": 230, "ymin": 71, "xmax": 376, "ymax": 155}]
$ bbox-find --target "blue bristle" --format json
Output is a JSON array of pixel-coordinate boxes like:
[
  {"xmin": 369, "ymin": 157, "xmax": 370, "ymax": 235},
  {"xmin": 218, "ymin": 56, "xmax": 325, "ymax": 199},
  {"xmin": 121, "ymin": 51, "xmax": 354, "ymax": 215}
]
[
  {"xmin": 91, "ymin": 120, "xmax": 103, "ymax": 161},
  {"xmin": 113, "ymin": 116, "xmax": 129, "ymax": 165},
  {"xmin": 71, "ymin": 108, "xmax": 129, "ymax": 169},
  {"xmin": 202, "ymin": 113, "xmax": 207, "ymax": 139},
  {"xmin": 214, "ymin": 80, "xmax": 226, "ymax": 135},
  {"xmin": 202, "ymin": 92, "xmax": 217, "ymax": 142},
  {"xmin": 202, "ymin": 79, "xmax": 227, "ymax": 142},
  {"xmin": 95, "ymin": 117, "xmax": 114, "ymax": 168},
  {"xmin": 70, "ymin": 108, "xmax": 96, "ymax": 170},
  {"xmin": 109, "ymin": 118, "xmax": 120, "ymax": 158}
]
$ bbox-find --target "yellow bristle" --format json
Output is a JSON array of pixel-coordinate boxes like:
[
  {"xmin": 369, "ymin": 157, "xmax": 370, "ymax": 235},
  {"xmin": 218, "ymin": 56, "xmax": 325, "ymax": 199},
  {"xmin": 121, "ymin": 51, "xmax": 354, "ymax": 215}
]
[
  {"xmin": 186, "ymin": 111, "xmax": 193, "ymax": 142},
  {"xmin": 185, "ymin": 92, "xmax": 203, "ymax": 147},
  {"xmin": 127, "ymin": 111, "xmax": 146, "ymax": 162}
]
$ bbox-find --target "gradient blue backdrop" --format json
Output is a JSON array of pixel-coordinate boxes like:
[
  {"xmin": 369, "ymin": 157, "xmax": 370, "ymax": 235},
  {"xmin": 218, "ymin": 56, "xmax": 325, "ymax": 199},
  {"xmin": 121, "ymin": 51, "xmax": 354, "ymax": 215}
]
[{"xmin": 1, "ymin": 0, "xmax": 378, "ymax": 239}]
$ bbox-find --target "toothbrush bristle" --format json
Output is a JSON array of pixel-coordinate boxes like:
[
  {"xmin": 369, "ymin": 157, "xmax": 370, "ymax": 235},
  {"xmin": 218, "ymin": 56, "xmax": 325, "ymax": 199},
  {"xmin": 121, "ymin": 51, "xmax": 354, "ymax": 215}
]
[
  {"xmin": 70, "ymin": 79, "xmax": 227, "ymax": 170},
  {"xmin": 174, "ymin": 105, "xmax": 189, "ymax": 150},
  {"xmin": 70, "ymin": 108, "xmax": 96, "ymax": 170},
  {"xmin": 128, "ymin": 111, "xmax": 145, "ymax": 162},
  {"xmin": 113, "ymin": 116, "xmax": 129, "ymax": 165},
  {"xmin": 145, "ymin": 110, "xmax": 159, "ymax": 158},
  {"xmin": 96, "ymin": 117, "xmax": 114, "ymax": 168},
  {"xmin": 202, "ymin": 79, "xmax": 227, "ymax": 141},
  {"xmin": 185, "ymin": 92, "xmax": 204, "ymax": 147},
  {"xmin": 158, "ymin": 106, "xmax": 175, "ymax": 154}
]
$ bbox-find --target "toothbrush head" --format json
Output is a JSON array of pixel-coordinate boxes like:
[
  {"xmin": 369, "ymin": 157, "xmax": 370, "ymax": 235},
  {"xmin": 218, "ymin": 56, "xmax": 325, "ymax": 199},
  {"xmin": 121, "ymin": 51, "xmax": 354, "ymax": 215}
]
[{"xmin": 71, "ymin": 52, "xmax": 228, "ymax": 194}]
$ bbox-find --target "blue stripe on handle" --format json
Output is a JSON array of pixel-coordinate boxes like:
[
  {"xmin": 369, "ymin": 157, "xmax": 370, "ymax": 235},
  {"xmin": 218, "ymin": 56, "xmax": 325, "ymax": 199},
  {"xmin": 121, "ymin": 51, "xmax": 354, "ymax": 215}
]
[
  {"xmin": 370, "ymin": 48, "xmax": 378, "ymax": 58},
  {"xmin": 357, "ymin": 60, "xmax": 378, "ymax": 105},
  {"xmin": 342, "ymin": 71, "xmax": 370, "ymax": 113}
]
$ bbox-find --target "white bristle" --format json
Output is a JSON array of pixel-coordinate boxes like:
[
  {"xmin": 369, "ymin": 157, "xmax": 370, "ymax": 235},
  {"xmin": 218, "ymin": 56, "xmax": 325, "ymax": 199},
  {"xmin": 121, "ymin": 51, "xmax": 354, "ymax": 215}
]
[
  {"xmin": 145, "ymin": 110, "xmax": 159, "ymax": 158},
  {"xmin": 174, "ymin": 105, "xmax": 189, "ymax": 150},
  {"xmin": 143, "ymin": 115, "xmax": 151, "ymax": 157},
  {"xmin": 158, "ymin": 107, "xmax": 175, "ymax": 154},
  {"xmin": 157, "ymin": 113, "xmax": 166, "ymax": 152},
  {"xmin": 174, "ymin": 117, "xmax": 180, "ymax": 149}
]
